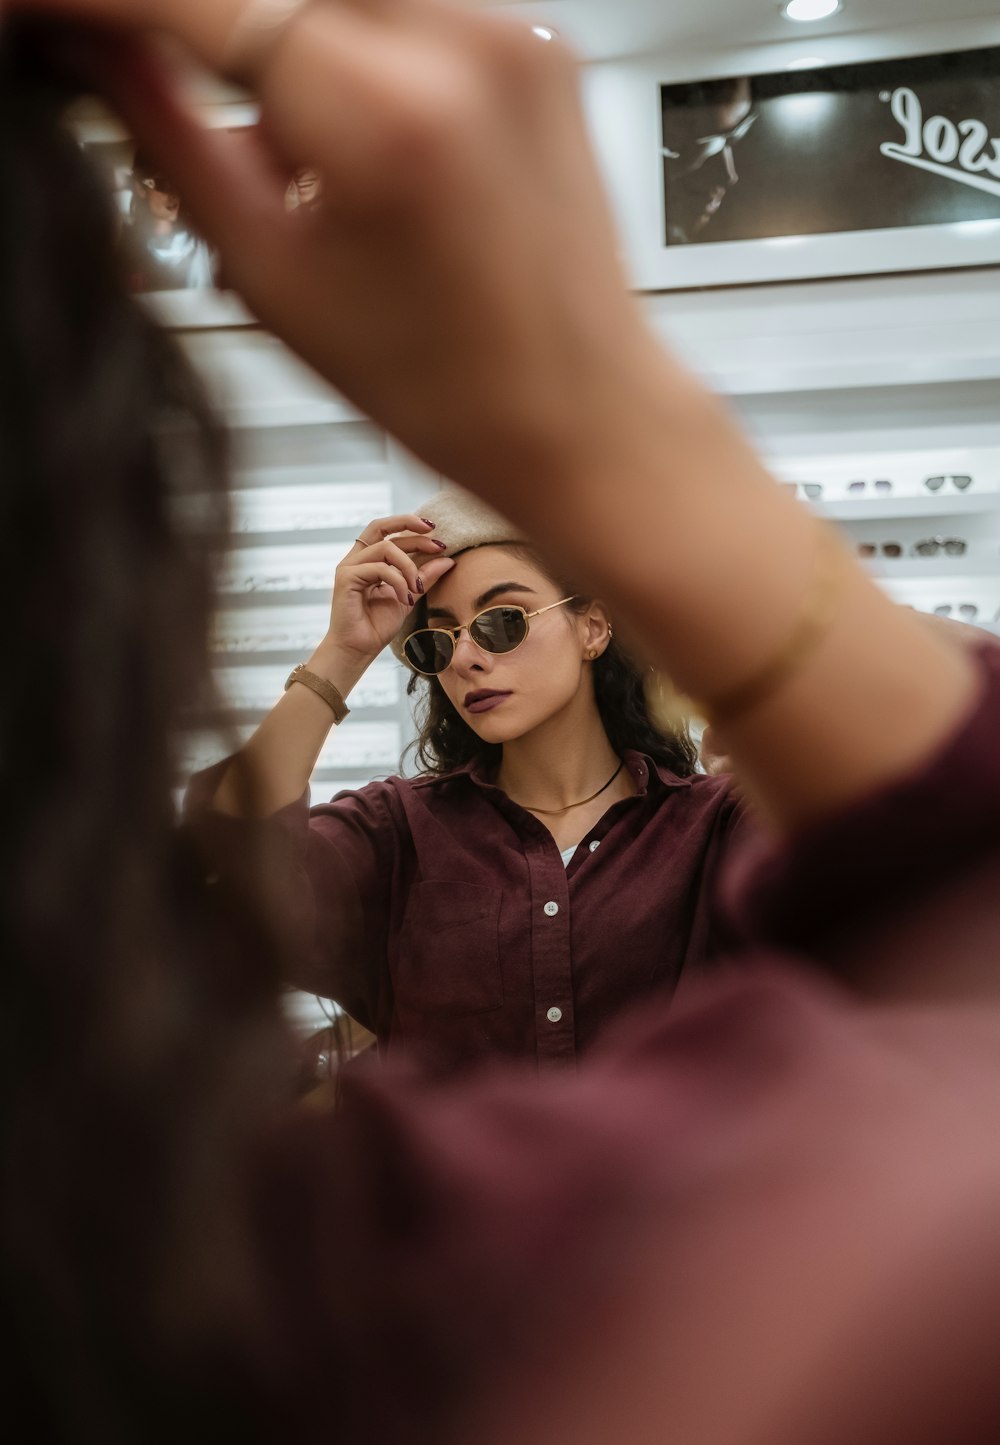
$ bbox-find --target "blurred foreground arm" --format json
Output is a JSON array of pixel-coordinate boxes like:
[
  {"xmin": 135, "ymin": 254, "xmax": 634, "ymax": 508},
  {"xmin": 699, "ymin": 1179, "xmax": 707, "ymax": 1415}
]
[{"xmin": 17, "ymin": 0, "xmax": 978, "ymax": 831}]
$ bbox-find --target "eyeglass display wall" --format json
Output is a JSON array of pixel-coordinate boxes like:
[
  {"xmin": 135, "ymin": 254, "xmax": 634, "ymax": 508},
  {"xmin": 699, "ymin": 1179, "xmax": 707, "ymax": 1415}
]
[
  {"xmin": 645, "ymin": 268, "xmax": 1000, "ymax": 639},
  {"xmin": 757, "ymin": 401, "xmax": 1000, "ymax": 631}
]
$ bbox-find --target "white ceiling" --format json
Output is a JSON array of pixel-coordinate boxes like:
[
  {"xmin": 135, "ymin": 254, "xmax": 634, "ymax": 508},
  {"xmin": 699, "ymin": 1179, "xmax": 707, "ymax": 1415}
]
[{"xmin": 483, "ymin": 0, "xmax": 1000, "ymax": 63}]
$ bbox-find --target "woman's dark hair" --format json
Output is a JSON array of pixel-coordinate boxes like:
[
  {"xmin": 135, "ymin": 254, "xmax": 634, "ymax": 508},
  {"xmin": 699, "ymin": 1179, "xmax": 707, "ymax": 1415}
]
[
  {"xmin": 0, "ymin": 23, "xmax": 289, "ymax": 1440},
  {"xmin": 405, "ymin": 542, "xmax": 698, "ymax": 778}
]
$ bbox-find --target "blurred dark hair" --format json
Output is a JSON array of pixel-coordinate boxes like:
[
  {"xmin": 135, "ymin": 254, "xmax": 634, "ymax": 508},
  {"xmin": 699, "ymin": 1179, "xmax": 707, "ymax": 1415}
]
[
  {"xmin": 404, "ymin": 542, "xmax": 698, "ymax": 778},
  {"xmin": 0, "ymin": 21, "xmax": 289, "ymax": 1439}
]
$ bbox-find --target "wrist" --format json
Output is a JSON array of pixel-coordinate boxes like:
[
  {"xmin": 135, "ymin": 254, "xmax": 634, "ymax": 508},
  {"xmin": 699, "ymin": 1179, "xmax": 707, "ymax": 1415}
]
[{"xmin": 306, "ymin": 638, "xmax": 371, "ymax": 698}]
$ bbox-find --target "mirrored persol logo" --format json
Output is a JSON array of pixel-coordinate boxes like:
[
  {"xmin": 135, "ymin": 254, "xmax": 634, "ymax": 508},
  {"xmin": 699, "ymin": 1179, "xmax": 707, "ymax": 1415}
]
[{"xmin": 880, "ymin": 86, "xmax": 1000, "ymax": 199}]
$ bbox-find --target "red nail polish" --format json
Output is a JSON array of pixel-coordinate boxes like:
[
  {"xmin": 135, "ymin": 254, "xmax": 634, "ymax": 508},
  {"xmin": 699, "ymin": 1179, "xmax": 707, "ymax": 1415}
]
[
  {"xmin": 421, "ymin": 518, "xmax": 436, "ymax": 528},
  {"xmin": 407, "ymin": 592, "xmax": 415, "ymax": 606},
  {"xmin": 416, "ymin": 576, "xmax": 425, "ymax": 594},
  {"xmin": 433, "ymin": 539, "xmax": 447, "ymax": 550}
]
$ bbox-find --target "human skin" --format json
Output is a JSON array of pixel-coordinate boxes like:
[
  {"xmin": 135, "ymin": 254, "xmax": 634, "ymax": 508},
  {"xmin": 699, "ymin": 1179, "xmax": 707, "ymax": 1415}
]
[{"xmin": 14, "ymin": 0, "xmax": 977, "ymax": 839}]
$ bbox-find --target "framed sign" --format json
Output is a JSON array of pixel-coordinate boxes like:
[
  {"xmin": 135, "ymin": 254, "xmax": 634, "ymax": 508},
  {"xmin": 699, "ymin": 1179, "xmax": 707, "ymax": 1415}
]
[{"xmin": 593, "ymin": 44, "xmax": 1000, "ymax": 291}]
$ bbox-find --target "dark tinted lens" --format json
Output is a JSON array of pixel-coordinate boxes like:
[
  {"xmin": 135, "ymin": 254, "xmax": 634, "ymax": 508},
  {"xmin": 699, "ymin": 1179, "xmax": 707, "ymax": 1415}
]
[
  {"xmin": 944, "ymin": 539, "xmax": 967, "ymax": 556},
  {"xmin": 469, "ymin": 606, "xmax": 528, "ymax": 654},
  {"xmin": 951, "ymin": 475, "xmax": 973, "ymax": 490},
  {"xmin": 933, "ymin": 604, "xmax": 952, "ymax": 616},
  {"xmin": 882, "ymin": 542, "xmax": 903, "ymax": 558},
  {"xmin": 847, "ymin": 480, "xmax": 865, "ymax": 493},
  {"xmin": 913, "ymin": 540, "xmax": 938, "ymax": 556},
  {"xmin": 403, "ymin": 629, "xmax": 454, "ymax": 674},
  {"xmin": 803, "ymin": 483, "xmax": 823, "ymax": 499},
  {"xmin": 958, "ymin": 603, "xmax": 979, "ymax": 619},
  {"xmin": 873, "ymin": 479, "xmax": 892, "ymax": 492},
  {"xmin": 924, "ymin": 476, "xmax": 945, "ymax": 491}
]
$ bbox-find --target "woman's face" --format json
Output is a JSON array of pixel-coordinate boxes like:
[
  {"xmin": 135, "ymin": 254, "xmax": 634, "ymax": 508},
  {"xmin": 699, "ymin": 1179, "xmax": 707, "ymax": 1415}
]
[
  {"xmin": 137, "ymin": 174, "xmax": 180, "ymax": 224},
  {"xmin": 423, "ymin": 545, "xmax": 603, "ymax": 744}
]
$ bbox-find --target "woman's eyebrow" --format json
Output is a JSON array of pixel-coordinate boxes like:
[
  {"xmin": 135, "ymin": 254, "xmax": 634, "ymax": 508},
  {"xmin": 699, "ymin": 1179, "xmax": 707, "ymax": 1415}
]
[
  {"xmin": 474, "ymin": 582, "xmax": 536, "ymax": 609},
  {"xmin": 426, "ymin": 582, "xmax": 536, "ymax": 621}
]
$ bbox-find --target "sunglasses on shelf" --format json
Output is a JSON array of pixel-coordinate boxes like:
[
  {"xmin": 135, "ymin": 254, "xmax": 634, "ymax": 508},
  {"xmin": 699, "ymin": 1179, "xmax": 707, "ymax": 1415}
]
[
  {"xmin": 912, "ymin": 537, "xmax": 967, "ymax": 557},
  {"xmin": 933, "ymin": 603, "xmax": 979, "ymax": 620},
  {"xmin": 779, "ymin": 482, "xmax": 824, "ymax": 500},
  {"xmin": 846, "ymin": 479, "xmax": 893, "ymax": 494},
  {"xmin": 857, "ymin": 542, "xmax": 903, "ymax": 559},
  {"xmin": 403, "ymin": 597, "xmax": 577, "ymax": 675},
  {"xmin": 924, "ymin": 475, "xmax": 973, "ymax": 492}
]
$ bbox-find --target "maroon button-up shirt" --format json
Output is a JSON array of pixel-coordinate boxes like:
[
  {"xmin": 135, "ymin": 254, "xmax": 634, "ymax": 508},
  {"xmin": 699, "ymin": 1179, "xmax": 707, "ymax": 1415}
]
[{"xmin": 191, "ymin": 752, "xmax": 746, "ymax": 1072}]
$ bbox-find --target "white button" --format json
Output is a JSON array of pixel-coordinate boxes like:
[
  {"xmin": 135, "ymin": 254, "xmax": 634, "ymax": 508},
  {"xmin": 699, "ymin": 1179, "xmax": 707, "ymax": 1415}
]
[
  {"xmin": 589, "ymin": 840, "xmax": 600, "ymax": 852},
  {"xmin": 546, "ymin": 1006, "xmax": 563, "ymax": 1023},
  {"xmin": 543, "ymin": 901, "xmax": 559, "ymax": 916}
]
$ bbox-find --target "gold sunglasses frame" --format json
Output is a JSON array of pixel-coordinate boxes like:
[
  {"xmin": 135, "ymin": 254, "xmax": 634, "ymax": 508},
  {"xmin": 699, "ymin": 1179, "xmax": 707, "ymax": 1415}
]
[{"xmin": 402, "ymin": 596, "xmax": 578, "ymax": 675}]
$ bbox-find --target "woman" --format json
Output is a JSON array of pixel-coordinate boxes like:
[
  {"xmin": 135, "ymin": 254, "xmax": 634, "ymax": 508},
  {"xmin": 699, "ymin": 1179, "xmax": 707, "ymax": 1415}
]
[
  {"xmin": 122, "ymin": 147, "xmax": 215, "ymax": 291},
  {"xmin": 203, "ymin": 488, "xmax": 742, "ymax": 1073},
  {"xmin": 6, "ymin": 4, "xmax": 1000, "ymax": 1445}
]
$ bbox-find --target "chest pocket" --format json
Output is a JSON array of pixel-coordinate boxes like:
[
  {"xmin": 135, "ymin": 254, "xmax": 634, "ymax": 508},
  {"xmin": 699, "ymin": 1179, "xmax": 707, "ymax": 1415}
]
[{"xmin": 394, "ymin": 880, "xmax": 503, "ymax": 1015}]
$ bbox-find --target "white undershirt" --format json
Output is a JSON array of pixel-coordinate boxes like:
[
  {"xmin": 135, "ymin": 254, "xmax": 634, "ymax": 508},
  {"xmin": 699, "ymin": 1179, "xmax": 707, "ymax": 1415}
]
[{"xmin": 560, "ymin": 845, "xmax": 577, "ymax": 869}]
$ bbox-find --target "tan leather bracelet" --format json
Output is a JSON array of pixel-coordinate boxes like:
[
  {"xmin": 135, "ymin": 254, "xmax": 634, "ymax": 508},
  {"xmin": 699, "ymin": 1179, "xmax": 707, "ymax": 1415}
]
[
  {"xmin": 646, "ymin": 521, "xmax": 846, "ymax": 731},
  {"xmin": 285, "ymin": 664, "xmax": 350, "ymax": 724}
]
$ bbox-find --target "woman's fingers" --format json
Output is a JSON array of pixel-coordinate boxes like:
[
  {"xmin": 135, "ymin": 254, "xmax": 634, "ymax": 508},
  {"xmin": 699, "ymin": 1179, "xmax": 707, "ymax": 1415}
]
[
  {"xmin": 350, "ymin": 562, "xmax": 412, "ymax": 610},
  {"xmin": 350, "ymin": 536, "xmax": 452, "ymax": 600},
  {"xmin": 353, "ymin": 514, "xmax": 438, "ymax": 547},
  {"xmin": 19, "ymin": 0, "xmax": 637, "ymax": 506}
]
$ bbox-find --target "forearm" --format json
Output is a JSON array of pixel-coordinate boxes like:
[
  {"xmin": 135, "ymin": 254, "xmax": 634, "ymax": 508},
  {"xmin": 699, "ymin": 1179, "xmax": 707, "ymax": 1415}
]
[
  {"xmin": 213, "ymin": 638, "xmax": 369, "ymax": 818},
  {"xmin": 510, "ymin": 341, "xmax": 979, "ymax": 834}
]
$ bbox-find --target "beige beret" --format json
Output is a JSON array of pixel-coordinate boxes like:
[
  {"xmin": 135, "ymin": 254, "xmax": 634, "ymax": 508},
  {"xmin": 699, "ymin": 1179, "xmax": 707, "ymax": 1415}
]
[{"xmin": 389, "ymin": 487, "xmax": 527, "ymax": 663}]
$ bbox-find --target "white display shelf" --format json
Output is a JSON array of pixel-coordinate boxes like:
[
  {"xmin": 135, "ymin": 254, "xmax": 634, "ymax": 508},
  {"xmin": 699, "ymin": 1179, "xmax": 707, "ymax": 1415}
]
[
  {"xmin": 818, "ymin": 493, "xmax": 999, "ymax": 522},
  {"xmin": 180, "ymin": 720, "xmax": 403, "ymax": 779},
  {"xmin": 213, "ymin": 661, "xmax": 399, "ymax": 715},
  {"xmin": 216, "ymin": 542, "xmax": 352, "ymax": 598},
  {"xmin": 646, "ymin": 273, "xmax": 1000, "ymax": 397},
  {"xmin": 859, "ymin": 557, "xmax": 1000, "ymax": 583},
  {"xmin": 768, "ymin": 443, "xmax": 1000, "ymax": 501},
  {"xmin": 227, "ymin": 479, "xmax": 394, "ymax": 535}
]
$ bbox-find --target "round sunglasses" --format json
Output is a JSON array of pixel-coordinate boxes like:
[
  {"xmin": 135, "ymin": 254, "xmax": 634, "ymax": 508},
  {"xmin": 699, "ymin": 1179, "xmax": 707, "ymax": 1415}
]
[{"xmin": 403, "ymin": 597, "xmax": 577, "ymax": 676}]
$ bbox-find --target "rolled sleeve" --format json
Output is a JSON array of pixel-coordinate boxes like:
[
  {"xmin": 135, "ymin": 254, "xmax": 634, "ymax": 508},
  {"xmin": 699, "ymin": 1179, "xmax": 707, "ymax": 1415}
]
[{"xmin": 185, "ymin": 763, "xmax": 398, "ymax": 1031}]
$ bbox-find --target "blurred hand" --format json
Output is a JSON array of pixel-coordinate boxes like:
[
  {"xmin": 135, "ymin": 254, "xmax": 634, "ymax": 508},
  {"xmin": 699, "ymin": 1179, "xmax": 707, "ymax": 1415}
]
[{"xmin": 14, "ymin": 0, "xmax": 655, "ymax": 503}]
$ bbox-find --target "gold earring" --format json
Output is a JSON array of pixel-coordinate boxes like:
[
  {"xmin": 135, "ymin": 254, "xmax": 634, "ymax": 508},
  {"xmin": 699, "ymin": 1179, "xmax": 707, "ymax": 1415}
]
[{"xmin": 588, "ymin": 648, "xmax": 598, "ymax": 659}]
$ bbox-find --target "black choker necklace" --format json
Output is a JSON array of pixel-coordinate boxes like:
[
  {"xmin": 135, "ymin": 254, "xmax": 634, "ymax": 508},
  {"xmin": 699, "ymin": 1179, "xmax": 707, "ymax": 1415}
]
[{"xmin": 513, "ymin": 759, "xmax": 625, "ymax": 816}]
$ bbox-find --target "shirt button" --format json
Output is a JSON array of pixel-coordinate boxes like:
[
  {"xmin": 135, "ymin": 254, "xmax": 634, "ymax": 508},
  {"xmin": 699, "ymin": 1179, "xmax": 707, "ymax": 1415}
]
[
  {"xmin": 543, "ymin": 901, "xmax": 559, "ymax": 916},
  {"xmin": 546, "ymin": 1006, "xmax": 563, "ymax": 1023},
  {"xmin": 588, "ymin": 840, "xmax": 600, "ymax": 852}
]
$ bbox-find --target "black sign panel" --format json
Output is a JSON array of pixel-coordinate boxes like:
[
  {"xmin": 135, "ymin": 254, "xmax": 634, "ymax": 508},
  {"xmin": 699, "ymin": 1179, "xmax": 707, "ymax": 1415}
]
[{"xmin": 661, "ymin": 48, "xmax": 1000, "ymax": 247}]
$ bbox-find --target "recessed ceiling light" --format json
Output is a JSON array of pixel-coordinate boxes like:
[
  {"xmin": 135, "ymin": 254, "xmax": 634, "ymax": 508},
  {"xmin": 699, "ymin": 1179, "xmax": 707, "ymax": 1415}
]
[
  {"xmin": 787, "ymin": 56, "xmax": 825, "ymax": 69},
  {"xmin": 531, "ymin": 25, "xmax": 558, "ymax": 42},
  {"xmin": 782, "ymin": 0, "xmax": 842, "ymax": 21}
]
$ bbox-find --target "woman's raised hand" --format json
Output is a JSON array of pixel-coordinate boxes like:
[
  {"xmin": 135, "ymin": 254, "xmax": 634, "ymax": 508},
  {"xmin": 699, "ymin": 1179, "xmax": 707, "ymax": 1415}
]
[
  {"xmin": 327, "ymin": 515, "xmax": 453, "ymax": 665},
  {"xmin": 13, "ymin": 0, "xmax": 649, "ymax": 506}
]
